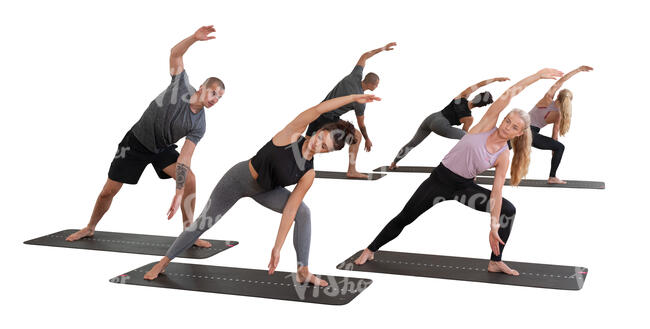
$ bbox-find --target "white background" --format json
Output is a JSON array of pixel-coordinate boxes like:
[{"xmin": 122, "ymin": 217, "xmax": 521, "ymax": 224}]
[{"xmin": 1, "ymin": 0, "xmax": 648, "ymax": 327}]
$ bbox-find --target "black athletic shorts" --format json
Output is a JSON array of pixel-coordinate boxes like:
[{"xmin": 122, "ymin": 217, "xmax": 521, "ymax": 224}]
[
  {"xmin": 305, "ymin": 115, "xmax": 341, "ymax": 136},
  {"xmin": 108, "ymin": 130, "xmax": 179, "ymax": 184}
]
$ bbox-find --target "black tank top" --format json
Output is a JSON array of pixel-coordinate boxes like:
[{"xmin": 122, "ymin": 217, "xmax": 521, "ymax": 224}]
[
  {"xmin": 440, "ymin": 98, "xmax": 472, "ymax": 126},
  {"xmin": 250, "ymin": 136, "xmax": 314, "ymax": 190}
]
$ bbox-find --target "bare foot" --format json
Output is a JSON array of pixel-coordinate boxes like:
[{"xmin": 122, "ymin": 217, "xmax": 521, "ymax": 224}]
[
  {"xmin": 193, "ymin": 239, "xmax": 212, "ymax": 248},
  {"xmin": 144, "ymin": 258, "xmax": 170, "ymax": 280},
  {"xmin": 388, "ymin": 162, "xmax": 398, "ymax": 170},
  {"xmin": 347, "ymin": 170, "xmax": 369, "ymax": 179},
  {"xmin": 354, "ymin": 248, "xmax": 375, "ymax": 265},
  {"xmin": 548, "ymin": 177, "xmax": 567, "ymax": 184},
  {"xmin": 487, "ymin": 261, "xmax": 519, "ymax": 276},
  {"xmin": 65, "ymin": 227, "xmax": 95, "ymax": 241},
  {"xmin": 297, "ymin": 267, "xmax": 329, "ymax": 287}
]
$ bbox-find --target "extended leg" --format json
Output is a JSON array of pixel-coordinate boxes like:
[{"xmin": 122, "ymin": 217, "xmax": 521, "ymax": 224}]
[
  {"xmin": 66, "ymin": 178, "xmax": 123, "ymax": 241},
  {"xmin": 144, "ymin": 161, "xmax": 262, "ymax": 280},
  {"xmin": 368, "ymin": 174, "xmax": 447, "ymax": 252},
  {"xmin": 391, "ymin": 118, "xmax": 433, "ymax": 167}
]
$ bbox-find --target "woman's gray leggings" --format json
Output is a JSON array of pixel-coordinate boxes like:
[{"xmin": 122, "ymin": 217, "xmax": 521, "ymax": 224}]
[
  {"xmin": 392, "ymin": 111, "xmax": 467, "ymax": 164},
  {"xmin": 164, "ymin": 160, "xmax": 312, "ymax": 266}
]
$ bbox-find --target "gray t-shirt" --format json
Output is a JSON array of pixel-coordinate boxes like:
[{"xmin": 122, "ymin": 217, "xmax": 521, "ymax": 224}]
[
  {"xmin": 321, "ymin": 65, "xmax": 365, "ymax": 120},
  {"xmin": 131, "ymin": 70, "xmax": 206, "ymax": 153}
]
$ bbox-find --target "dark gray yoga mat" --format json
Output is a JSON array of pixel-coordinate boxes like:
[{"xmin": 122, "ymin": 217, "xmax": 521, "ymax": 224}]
[
  {"xmin": 373, "ymin": 165, "xmax": 495, "ymax": 176},
  {"xmin": 110, "ymin": 262, "xmax": 373, "ymax": 305},
  {"xmin": 24, "ymin": 229, "xmax": 238, "ymax": 259},
  {"xmin": 474, "ymin": 176, "xmax": 605, "ymax": 189},
  {"xmin": 337, "ymin": 250, "xmax": 587, "ymax": 290},
  {"xmin": 315, "ymin": 170, "xmax": 386, "ymax": 180}
]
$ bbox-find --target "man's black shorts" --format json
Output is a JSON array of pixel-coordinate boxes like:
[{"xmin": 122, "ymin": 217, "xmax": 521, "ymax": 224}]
[{"xmin": 108, "ymin": 130, "xmax": 179, "ymax": 184}]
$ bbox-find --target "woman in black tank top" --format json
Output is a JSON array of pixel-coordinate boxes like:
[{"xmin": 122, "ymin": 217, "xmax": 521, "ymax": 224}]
[
  {"xmin": 144, "ymin": 93, "xmax": 380, "ymax": 287},
  {"xmin": 388, "ymin": 77, "xmax": 509, "ymax": 170},
  {"xmin": 247, "ymin": 93, "xmax": 379, "ymax": 286}
]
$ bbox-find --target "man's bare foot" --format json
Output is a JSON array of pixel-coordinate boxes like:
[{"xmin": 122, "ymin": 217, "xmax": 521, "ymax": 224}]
[
  {"xmin": 487, "ymin": 261, "xmax": 519, "ymax": 276},
  {"xmin": 548, "ymin": 177, "xmax": 567, "ymax": 184},
  {"xmin": 193, "ymin": 239, "xmax": 212, "ymax": 248},
  {"xmin": 347, "ymin": 170, "xmax": 368, "ymax": 179},
  {"xmin": 65, "ymin": 227, "xmax": 95, "ymax": 242},
  {"xmin": 388, "ymin": 162, "xmax": 398, "ymax": 170},
  {"xmin": 297, "ymin": 267, "xmax": 329, "ymax": 287},
  {"xmin": 144, "ymin": 258, "xmax": 171, "ymax": 280},
  {"xmin": 354, "ymin": 248, "xmax": 375, "ymax": 265}
]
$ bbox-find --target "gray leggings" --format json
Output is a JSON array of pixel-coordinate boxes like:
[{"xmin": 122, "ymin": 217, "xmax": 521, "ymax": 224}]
[
  {"xmin": 164, "ymin": 160, "xmax": 312, "ymax": 266},
  {"xmin": 393, "ymin": 111, "xmax": 467, "ymax": 164}
]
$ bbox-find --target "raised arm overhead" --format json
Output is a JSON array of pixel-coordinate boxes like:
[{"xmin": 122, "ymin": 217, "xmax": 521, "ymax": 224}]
[
  {"xmin": 471, "ymin": 68, "xmax": 564, "ymax": 134},
  {"xmin": 356, "ymin": 42, "xmax": 397, "ymax": 67},
  {"xmin": 456, "ymin": 77, "xmax": 510, "ymax": 100},
  {"xmin": 535, "ymin": 65, "xmax": 593, "ymax": 108},
  {"xmin": 170, "ymin": 25, "xmax": 216, "ymax": 75}
]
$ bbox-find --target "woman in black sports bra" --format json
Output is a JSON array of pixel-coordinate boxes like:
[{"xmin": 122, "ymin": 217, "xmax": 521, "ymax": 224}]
[{"xmin": 144, "ymin": 93, "xmax": 380, "ymax": 286}]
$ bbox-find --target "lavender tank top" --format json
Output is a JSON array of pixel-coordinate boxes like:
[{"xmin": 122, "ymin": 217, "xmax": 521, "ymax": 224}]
[
  {"xmin": 441, "ymin": 128, "xmax": 508, "ymax": 179},
  {"xmin": 528, "ymin": 101, "xmax": 559, "ymax": 129}
]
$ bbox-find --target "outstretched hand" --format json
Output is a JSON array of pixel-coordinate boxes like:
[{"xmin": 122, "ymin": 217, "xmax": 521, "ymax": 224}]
[
  {"xmin": 194, "ymin": 25, "xmax": 216, "ymax": 41},
  {"xmin": 494, "ymin": 77, "xmax": 510, "ymax": 82},
  {"xmin": 355, "ymin": 94, "xmax": 382, "ymax": 104},
  {"xmin": 578, "ymin": 65, "xmax": 594, "ymax": 72},
  {"xmin": 537, "ymin": 68, "xmax": 564, "ymax": 80},
  {"xmin": 383, "ymin": 42, "xmax": 397, "ymax": 51}
]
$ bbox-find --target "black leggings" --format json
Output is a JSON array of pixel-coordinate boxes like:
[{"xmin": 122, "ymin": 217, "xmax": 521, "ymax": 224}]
[
  {"xmin": 531, "ymin": 126, "xmax": 565, "ymax": 178},
  {"xmin": 367, "ymin": 163, "xmax": 516, "ymax": 261}
]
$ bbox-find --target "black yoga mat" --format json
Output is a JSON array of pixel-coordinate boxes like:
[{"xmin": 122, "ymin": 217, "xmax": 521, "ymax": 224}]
[
  {"xmin": 337, "ymin": 250, "xmax": 587, "ymax": 290},
  {"xmin": 315, "ymin": 170, "xmax": 386, "ymax": 180},
  {"xmin": 110, "ymin": 262, "xmax": 373, "ymax": 305},
  {"xmin": 474, "ymin": 176, "xmax": 605, "ymax": 189},
  {"xmin": 373, "ymin": 165, "xmax": 495, "ymax": 176},
  {"xmin": 24, "ymin": 229, "xmax": 238, "ymax": 259}
]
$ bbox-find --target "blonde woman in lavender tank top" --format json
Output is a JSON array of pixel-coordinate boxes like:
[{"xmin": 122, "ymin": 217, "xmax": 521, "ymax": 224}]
[
  {"xmin": 529, "ymin": 65, "xmax": 593, "ymax": 184},
  {"xmin": 354, "ymin": 68, "xmax": 563, "ymax": 276}
]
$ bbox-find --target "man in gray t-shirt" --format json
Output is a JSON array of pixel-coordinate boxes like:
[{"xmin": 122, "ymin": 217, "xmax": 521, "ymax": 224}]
[
  {"xmin": 305, "ymin": 42, "xmax": 396, "ymax": 179},
  {"xmin": 67, "ymin": 26, "xmax": 225, "ymax": 248}
]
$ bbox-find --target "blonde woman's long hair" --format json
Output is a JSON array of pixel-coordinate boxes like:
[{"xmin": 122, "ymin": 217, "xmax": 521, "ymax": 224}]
[
  {"xmin": 509, "ymin": 109, "xmax": 532, "ymax": 186},
  {"xmin": 556, "ymin": 89, "xmax": 573, "ymax": 136}
]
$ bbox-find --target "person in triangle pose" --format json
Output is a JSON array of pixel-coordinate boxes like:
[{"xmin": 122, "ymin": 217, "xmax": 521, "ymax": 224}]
[
  {"xmin": 305, "ymin": 42, "xmax": 396, "ymax": 178},
  {"xmin": 389, "ymin": 77, "xmax": 510, "ymax": 170},
  {"xmin": 528, "ymin": 65, "xmax": 593, "ymax": 184},
  {"xmin": 144, "ymin": 94, "xmax": 381, "ymax": 286},
  {"xmin": 66, "ymin": 26, "xmax": 225, "ymax": 248},
  {"xmin": 354, "ymin": 68, "xmax": 564, "ymax": 275}
]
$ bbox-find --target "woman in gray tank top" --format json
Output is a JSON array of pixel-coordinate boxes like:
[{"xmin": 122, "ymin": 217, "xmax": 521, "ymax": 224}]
[
  {"xmin": 354, "ymin": 68, "xmax": 563, "ymax": 276},
  {"xmin": 389, "ymin": 77, "xmax": 510, "ymax": 170},
  {"xmin": 528, "ymin": 65, "xmax": 593, "ymax": 184}
]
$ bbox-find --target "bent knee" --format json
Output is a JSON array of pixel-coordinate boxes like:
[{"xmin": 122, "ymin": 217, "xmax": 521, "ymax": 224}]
[
  {"xmin": 501, "ymin": 200, "xmax": 516, "ymax": 218},
  {"xmin": 296, "ymin": 204, "xmax": 311, "ymax": 221}
]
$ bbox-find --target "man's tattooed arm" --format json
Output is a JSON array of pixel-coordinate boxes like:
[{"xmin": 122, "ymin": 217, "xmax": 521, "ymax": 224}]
[{"xmin": 176, "ymin": 163, "xmax": 189, "ymax": 190}]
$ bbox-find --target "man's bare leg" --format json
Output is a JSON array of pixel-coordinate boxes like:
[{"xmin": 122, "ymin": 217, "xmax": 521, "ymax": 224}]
[
  {"xmin": 347, "ymin": 129, "xmax": 368, "ymax": 179},
  {"xmin": 66, "ymin": 178, "xmax": 123, "ymax": 241},
  {"xmin": 162, "ymin": 163, "xmax": 211, "ymax": 248}
]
